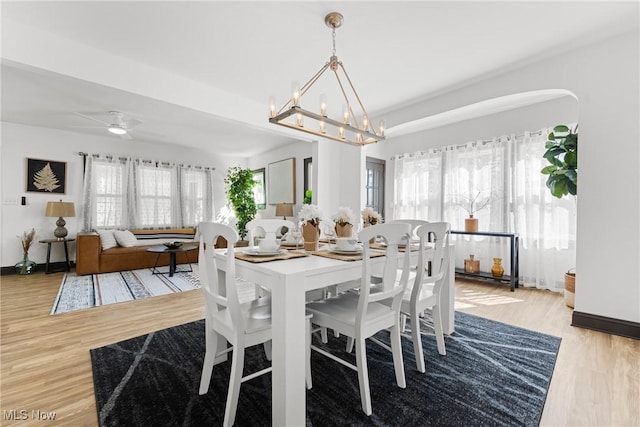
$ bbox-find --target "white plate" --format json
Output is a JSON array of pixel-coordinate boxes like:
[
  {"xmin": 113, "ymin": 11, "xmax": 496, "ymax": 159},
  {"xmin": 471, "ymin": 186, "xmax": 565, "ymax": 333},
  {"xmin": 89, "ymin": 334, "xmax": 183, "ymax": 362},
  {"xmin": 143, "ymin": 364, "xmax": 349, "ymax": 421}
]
[
  {"xmin": 245, "ymin": 249, "xmax": 287, "ymax": 256},
  {"xmin": 330, "ymin": 247, "xmax": 363, "ymax": 255},
  {"xmin": 280, "ymin": 241, "xmax": 300, "ymax": 247}
]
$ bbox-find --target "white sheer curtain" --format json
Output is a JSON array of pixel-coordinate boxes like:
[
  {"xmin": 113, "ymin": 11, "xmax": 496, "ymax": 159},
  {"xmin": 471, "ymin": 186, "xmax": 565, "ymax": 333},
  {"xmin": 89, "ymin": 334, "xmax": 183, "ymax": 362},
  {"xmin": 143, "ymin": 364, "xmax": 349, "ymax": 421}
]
[
  {"xmin": 82, "ymin": 154, "xmax": 215, "ymax": 231},
  {"xmin": 393, "ymin": 127, "xmax": 576, "ymax": 291}
]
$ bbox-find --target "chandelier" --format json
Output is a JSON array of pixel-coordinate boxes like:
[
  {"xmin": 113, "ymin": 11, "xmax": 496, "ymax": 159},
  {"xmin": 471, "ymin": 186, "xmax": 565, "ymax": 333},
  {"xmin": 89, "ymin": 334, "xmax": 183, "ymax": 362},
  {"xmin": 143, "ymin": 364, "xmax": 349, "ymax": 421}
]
[{"xmin": 269, "ymin": 12, "xmax": 385, "ymax": 146}]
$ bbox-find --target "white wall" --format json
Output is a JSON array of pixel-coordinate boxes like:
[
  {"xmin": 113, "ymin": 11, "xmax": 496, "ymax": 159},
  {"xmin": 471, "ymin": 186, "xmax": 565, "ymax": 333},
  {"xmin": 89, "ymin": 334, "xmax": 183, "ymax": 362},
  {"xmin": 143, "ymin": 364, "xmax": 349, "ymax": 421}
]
[
  {"xmin": 370, "ymin": 30, "xmax": 639, "ymax": 324},
  {"xmin": 247, "ymin": 141, "xmax": 313, "ymax": 220},
  {"xmin": 0, "ymin": 122, "xmax": 243, "ymax": 267}
]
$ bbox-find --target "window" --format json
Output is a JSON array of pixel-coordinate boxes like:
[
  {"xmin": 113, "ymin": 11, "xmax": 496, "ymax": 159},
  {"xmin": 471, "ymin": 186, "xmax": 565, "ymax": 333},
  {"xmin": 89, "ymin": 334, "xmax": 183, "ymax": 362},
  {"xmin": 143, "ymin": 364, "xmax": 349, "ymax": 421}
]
[
  {"xmin": 252, "ymin": 168, "xmax": 266, "ymax": 209},
  {"xmin": 82, "ymin": 155, "xmax": 215, "ymax": 231}
]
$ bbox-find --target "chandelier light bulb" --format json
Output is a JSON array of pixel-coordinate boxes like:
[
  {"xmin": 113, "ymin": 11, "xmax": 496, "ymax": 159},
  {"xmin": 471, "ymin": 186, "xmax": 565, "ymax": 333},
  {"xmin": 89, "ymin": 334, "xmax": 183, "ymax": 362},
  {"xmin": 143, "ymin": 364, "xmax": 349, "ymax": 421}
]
[
  {"xmin": 339, "ymin": 127, "xmax": 345, "ymax": 139},
  {"xmin": 343, "ymin": 104, "xmax": 350, "ymax": 124},
  {"xmin": 292, "ymin": 81, "xmax": 301, "ymax": 106},
  {"xmin": 362, "ymin": 115, "xmax": 369, "ymax": 131},
  {"xmin": 379, "ymin": 120, "xmax": 385, "ymax": 137},
  {"xmin": 320, "ymin": 120, "xmax": 326, "ymax": 134},
  {"xmin": 269, "ymin": 96, "xmax": 277, "ymax": 118},
  {"xmin": 320, "ymin": 94, "xmax": 327, "ymax": 116},
  {"xmin": 296, "ymin": 113, "xmax": 304, "ymax": 127}
]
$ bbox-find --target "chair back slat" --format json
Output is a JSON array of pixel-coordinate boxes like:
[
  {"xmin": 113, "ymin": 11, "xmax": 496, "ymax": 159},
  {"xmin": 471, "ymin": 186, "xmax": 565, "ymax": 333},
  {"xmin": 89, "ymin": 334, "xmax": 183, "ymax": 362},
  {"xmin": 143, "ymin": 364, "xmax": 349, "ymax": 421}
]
[
  {"xmin": 413, "ymin": 222, "xmax": 450, "ymax": 301},
  {"xmin": 357, "ymin": 223, "xmax": 412, "ymax": 320},
  {"xmin": 198, "ymin": 222, "xmax": 245, "ymax": 330}
]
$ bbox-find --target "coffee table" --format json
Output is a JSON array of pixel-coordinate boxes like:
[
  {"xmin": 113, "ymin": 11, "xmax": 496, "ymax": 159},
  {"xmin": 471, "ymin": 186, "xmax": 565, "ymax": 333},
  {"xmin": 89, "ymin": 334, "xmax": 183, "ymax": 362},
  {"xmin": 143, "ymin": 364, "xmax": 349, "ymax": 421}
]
[{"xmin": 147, "ymin": 244, "xmax": 198, "ymax": 277}]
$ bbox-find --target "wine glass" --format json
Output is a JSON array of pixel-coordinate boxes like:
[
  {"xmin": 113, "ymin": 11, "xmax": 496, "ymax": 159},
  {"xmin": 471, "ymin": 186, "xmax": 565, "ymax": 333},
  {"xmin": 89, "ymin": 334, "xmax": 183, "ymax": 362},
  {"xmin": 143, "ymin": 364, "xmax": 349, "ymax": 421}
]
[
  {"xmin": 324, "ymin": 222, "xmax": 336, "ymax": 247},
  {"xmin": 290, "ymin": 227, "xmax": 303, "ymax": 252}
]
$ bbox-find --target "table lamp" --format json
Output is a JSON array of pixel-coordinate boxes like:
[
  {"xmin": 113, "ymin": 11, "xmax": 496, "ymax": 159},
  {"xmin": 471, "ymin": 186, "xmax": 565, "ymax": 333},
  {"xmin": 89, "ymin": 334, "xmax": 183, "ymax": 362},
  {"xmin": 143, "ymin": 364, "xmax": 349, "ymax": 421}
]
[
  {"xmin": 45, "ymin": 199, "xmax": 75, "ymax": 239},
  {"xmin": 275, "ymin": 203, "xmax": 294, "ymax": 220}
]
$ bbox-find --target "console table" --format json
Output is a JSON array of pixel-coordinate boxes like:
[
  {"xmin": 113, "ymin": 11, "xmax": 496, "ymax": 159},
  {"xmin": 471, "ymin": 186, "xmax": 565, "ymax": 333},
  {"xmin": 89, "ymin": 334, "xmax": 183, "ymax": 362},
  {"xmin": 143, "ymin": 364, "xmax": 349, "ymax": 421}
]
[
  {"xmin": 451, "ymin": 230, "xmax": 519, "ymax": 291},
  {"xmin": 39, "ymin": 238, "xmax": 75, "ymax": 274}
]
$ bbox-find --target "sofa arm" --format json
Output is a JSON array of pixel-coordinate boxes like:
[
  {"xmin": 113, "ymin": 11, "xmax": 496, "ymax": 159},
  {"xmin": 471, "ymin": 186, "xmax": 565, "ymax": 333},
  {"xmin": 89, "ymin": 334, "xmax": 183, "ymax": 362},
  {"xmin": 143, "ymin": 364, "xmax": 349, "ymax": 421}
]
[{"xmin": 76, "ymin": 233, "xmax": 101, "ymax": 275}]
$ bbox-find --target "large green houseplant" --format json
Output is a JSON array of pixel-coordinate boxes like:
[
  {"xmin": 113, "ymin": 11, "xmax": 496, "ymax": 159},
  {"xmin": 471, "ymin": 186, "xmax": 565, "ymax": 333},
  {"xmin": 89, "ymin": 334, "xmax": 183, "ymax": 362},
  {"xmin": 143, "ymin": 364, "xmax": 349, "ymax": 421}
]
[
  {"xmin": 224, "ymin": 166, "xmax": 257, "ymax": 240},
  {"xmin": 541, "ymin": 124, "xmax": 578, "ymax": 307},
  {"xmin": 541, "ymin": 124, "xmax": 578, "ymax": 198}
]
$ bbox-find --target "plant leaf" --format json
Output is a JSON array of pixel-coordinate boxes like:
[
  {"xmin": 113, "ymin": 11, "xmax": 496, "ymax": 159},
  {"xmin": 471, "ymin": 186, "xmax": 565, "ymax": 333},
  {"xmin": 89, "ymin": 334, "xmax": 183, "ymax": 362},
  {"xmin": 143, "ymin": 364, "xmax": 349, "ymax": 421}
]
[{"xmin": 554, "ymin": 125, "xmax": 570, "ymax": 133}]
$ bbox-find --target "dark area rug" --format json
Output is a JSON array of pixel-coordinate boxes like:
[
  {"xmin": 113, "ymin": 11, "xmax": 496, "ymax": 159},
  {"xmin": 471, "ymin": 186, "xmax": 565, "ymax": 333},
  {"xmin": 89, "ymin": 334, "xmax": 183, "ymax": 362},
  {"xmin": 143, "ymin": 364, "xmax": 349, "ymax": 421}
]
[{"xmin": 90, "ymin": 311, "xmax": 561, "ymax": 426}]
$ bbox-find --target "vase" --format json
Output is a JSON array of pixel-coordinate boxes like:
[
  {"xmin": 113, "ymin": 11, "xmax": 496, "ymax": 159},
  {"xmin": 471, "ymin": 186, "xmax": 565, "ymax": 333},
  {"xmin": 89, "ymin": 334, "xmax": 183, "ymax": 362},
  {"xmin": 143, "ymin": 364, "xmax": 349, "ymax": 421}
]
[
  {"xmin": 302, "ymin": 222, "xmax": 320, "ymax": 251},
  {"xmin": 564, "ymin": 270, "xmax": 576, "ymax": 308},
  {"xmin": 15, "ymin": 252, "xmax": 37, "ymax": 275},
  {"xmin": 464, "ymin": 255, "xmax": 479, "ymax": 274},
  {"xmin": 491, "ymin": 258, "xmax": 504, "ymax": 277},
  {"xmin": 465, "ymin": 215, "xmax": 478, "ymax": 232},
  {"xmin": 335, "ymin": 223, "xmax": 353, "ymax": 238}
]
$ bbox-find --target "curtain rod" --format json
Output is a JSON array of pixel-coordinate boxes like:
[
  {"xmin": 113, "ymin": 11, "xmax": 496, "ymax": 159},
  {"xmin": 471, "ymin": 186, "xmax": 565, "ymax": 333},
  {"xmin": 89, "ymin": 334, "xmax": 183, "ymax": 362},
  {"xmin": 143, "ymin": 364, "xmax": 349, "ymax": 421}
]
[
  {"xmin": 390, "ymin": 128, "xmax": 545, "ymax": 160},
  {"xmin": 77, "ymin": 152, "xmax": 215, "ymax": 171}
]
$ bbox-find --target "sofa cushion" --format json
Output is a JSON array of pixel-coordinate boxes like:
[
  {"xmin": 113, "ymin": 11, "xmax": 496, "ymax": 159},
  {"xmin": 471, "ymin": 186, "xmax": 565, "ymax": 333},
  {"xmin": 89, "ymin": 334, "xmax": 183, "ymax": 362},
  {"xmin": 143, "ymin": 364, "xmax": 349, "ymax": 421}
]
[
  {"xmin": 96, "ymin": 229, "xmax": 118, "ymax": 250},
  {"xmin": 113, "ymin": 230, "xmax": 138, "ymax": 247}
]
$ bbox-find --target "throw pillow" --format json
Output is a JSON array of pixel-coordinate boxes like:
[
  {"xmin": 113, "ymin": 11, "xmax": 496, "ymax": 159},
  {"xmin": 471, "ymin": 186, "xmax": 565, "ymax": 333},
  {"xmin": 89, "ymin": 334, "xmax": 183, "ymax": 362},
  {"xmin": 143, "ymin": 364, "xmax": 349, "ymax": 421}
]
[
  {"xmin": 96, "ymin": 229, "xmax": 118, "ymax": 251},
  {"xmin": 113, "ymin": 230, "xmax": 138, "ymax": 247}
]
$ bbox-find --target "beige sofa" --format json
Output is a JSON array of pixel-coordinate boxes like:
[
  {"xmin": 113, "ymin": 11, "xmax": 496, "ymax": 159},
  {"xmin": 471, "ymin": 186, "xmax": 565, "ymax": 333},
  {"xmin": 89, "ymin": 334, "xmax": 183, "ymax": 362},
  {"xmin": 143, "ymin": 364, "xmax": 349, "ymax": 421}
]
[{"xmin": 75, "ymin": 228, "xmax": 199, "ymax": 275}]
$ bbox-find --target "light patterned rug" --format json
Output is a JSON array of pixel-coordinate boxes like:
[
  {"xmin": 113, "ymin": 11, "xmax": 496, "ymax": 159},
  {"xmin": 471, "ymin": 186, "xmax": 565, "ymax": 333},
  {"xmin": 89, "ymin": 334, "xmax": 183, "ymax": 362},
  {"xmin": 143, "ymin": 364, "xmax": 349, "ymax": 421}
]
[{"xmin": 51, "ymin": 266, "xmax": 201, "ymax": 315}]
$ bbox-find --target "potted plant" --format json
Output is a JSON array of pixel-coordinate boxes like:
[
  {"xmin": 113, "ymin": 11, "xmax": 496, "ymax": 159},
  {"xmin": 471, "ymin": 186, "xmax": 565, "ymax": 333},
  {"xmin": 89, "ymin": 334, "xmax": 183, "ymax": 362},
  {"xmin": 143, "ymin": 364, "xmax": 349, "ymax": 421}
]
[
  {"xmin": 458, "ymin": 191, "xmax": 491, "ymax": 232},
  {"xmin": 298, "ymin": 204, "xmax": 323, "ymax": 251},
  {"xmin": 331, "ymin": 206, "xmax": 356, "ymax": 237},
  {"xmin": 224, "ymin": 166, "xmax": 257, "ymax": 242},
  {"xmin": 541, "ymin": 124, "xmax": 578, "ymax": 198},
  {"xmin": 15, "ymin": 228, "xmax": 37, "ymax": 275},
  {"xmin": 541, "ymin": 124, "xmax": 578, "ymax": 307}
]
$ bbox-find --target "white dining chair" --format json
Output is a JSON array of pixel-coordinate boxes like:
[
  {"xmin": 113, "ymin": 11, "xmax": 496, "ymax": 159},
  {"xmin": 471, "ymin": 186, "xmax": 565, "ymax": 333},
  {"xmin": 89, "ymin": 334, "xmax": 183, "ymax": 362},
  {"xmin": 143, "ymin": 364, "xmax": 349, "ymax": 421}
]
[
  {"xmin": 398, "ymin": 222, "xmax": 450, "ymax": 373},
  {"xmin": 197, "ymin": 222, "xmax": 312, "ymax": 427},
  {"xmin": 306, "ymin": 222, "xmax": 412, "ymax": 416},
  {"xmin": 246, "ymin": 218, "xmax": 295, "ymax": 247}
]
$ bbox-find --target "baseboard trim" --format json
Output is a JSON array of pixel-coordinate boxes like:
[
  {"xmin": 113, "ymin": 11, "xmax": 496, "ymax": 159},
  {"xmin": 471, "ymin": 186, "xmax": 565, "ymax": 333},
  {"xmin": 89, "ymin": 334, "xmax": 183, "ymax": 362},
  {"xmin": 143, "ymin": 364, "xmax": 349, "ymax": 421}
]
[
  {"xmin": 1, "ymin": 262, "xmax": 74, "ymax": 276},
  {"xmin": 572, "ymin": 311, "xmax": 640, "ymax": 339}
]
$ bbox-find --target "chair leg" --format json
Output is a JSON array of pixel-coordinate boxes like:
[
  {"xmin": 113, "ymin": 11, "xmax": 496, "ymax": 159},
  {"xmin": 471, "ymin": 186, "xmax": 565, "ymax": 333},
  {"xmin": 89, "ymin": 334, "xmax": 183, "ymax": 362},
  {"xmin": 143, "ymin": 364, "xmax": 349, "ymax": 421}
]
[
  {"xmin": 390, "ymin": 324, "xmax": 407, "ymax": 388},
  {"xmin": 199, "ymin": 323, "xmax": 220, "ymax": 394},
  {"xmin": 355, "ymin": 337, "xmax": 372, "ymax": 416},
  {"xmin": 223, "ymin": 344, "xmax": 245, "ymax": 427},
  {"xmin": 321, "ymin": 327, "xmax": 329, "ymax": 343},
  {"xmin": 400, "ymin": 313, "xmax": 408, "ymax": 333},
  {"xmin": 263, "ymin": 340, "xmax": 272, "ymax": 361},
  {"xmin": 410, "ymin": 308, "xmax": 426, "ymax": 373},
  {"xmin": 306, "ymin": 318, "xmax": 313, "ymax": 389},
  {"xmin": 346, "ymin": 337, "xmax": 354, "ymax": 353},
  {"xmin": 432, "ymin": 305, "xmax": 446, "ymax": 356}
]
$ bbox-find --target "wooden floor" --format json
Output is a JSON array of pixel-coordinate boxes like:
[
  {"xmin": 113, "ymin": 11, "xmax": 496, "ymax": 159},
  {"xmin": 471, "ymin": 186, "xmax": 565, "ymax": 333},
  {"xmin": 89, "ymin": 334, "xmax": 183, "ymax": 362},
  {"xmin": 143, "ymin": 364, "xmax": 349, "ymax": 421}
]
[{"xmin": 1, "ymin": 272, "xmax": 638, "ymax": 426}]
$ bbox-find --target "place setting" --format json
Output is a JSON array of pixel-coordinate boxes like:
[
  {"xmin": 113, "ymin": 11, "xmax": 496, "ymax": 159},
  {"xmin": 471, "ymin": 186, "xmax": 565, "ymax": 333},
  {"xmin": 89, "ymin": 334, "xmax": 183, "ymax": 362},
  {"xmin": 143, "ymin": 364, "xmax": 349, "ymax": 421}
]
[{"xmin": 235, "ymin": 235, "xmax": 308, "ymax": 263}]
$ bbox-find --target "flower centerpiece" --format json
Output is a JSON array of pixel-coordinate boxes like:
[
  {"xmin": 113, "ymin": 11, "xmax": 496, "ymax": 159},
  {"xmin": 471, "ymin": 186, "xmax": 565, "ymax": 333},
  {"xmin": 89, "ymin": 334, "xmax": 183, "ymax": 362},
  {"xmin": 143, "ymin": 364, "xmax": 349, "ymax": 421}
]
[
  {"xmin": 361, "ymin": 208, "xmax": 382, "ymax": 243},
  {"xmin": 298, "ymin": 204, "xmax": 323, "ymax": 251},
  {"xmin": 331, "ymin": 206, "xmax": 356, "ymax": 237},
  {"xmin": 361, "ymin": 207, "xmax": 382, "ymax": 226},
  {"xmin": 15, "ymin": 228, "xmax": 37, "ymax": 275}
]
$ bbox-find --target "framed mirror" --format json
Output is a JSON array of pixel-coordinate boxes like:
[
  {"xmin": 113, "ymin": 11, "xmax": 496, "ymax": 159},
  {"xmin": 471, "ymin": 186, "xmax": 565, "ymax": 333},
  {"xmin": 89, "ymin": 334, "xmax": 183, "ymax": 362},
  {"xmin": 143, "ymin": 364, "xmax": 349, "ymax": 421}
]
[{"xmin": 268, "ymin": 157, "xmax": 296, "ymax": 205}]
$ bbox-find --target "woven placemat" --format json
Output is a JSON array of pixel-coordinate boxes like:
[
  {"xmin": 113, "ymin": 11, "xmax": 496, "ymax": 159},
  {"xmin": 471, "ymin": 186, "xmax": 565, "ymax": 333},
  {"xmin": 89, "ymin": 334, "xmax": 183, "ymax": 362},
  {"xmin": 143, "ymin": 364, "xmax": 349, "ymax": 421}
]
[
  {"xmin": 369, "ymin": 243, "xmax": 421, "ymax": 252},
  {"xmin": 310, "ymin": 249, "xmax": 386, "ymax": 262},
  {"xmin": 235, "ymin": 250, "xmax": 309, "ymax": 263}
]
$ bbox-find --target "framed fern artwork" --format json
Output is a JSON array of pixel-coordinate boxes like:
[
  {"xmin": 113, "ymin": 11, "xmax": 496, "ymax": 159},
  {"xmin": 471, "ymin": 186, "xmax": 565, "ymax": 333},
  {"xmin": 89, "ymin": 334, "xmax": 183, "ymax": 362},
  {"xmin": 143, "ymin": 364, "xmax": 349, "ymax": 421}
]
[{"xmin": 26, "ymin": 158, "xmax": 66, "ymax": 194}]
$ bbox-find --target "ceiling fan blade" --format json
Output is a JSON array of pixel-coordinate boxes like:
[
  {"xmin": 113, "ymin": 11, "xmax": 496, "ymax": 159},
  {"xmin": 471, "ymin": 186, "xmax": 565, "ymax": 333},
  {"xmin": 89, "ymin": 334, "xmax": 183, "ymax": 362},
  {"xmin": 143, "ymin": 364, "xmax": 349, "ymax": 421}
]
[
  {"xmin": 74, "ymin": 111, "xmax": 111, "ymax": 125},
  {"xmin": 122, "ymin": 118, "xmax": 142, "ymax": 128}
]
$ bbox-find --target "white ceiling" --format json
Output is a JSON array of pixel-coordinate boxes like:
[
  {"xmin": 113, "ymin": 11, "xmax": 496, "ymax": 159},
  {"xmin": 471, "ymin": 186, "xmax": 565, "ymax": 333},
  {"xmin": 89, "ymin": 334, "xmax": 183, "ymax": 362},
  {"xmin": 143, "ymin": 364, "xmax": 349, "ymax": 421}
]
[{"xmin": 1, "ymin": 1, "xmax": 637, "ymax": 157}]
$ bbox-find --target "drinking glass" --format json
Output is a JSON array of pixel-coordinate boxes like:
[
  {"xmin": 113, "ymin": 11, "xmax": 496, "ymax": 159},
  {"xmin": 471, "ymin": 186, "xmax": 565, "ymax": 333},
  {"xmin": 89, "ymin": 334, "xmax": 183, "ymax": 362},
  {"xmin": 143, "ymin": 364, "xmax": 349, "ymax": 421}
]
[
  {"xmin": 324, "ymin": 223, "xmax": 336, "ymax": 247},
  {"xmin": 290, "ymin": 227, "xmax": 303, "ymax": 252}
]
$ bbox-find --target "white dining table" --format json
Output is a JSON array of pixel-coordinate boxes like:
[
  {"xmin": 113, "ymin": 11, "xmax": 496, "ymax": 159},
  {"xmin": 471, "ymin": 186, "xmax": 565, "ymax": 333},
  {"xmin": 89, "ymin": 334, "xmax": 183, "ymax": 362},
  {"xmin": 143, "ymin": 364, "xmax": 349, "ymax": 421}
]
[{"xmin": 214, "ymin": 246, "xmax": 455, "ymax": 426}]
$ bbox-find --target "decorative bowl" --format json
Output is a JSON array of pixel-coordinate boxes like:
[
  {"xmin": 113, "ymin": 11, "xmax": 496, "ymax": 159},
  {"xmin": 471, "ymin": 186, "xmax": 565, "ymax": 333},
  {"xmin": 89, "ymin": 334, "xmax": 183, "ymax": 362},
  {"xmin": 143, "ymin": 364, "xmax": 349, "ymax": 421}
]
[{"xmin": 163, "ymin": 241, "xmax": 184, "ymax": 249}]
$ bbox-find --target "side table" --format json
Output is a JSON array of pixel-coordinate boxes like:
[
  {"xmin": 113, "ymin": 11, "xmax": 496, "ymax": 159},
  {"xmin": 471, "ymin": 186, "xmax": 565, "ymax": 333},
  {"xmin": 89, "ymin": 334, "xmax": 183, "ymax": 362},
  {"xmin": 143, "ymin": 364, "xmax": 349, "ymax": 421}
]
[
  {"xmin": 147, "ymin": 245, "xmax": 198, "ymax": 277},
  {"xmin": 39, "ymin": 238, "xmax": 75, "ymax": 274}
]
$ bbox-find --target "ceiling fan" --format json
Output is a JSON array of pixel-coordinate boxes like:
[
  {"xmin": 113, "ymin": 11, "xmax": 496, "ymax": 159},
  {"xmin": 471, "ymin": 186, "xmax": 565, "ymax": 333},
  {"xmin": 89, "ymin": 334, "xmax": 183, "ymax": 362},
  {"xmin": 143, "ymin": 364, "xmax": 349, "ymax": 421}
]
[{"xmin": 74, "ymin": 111, "xmax": 142, "ymax": 140}]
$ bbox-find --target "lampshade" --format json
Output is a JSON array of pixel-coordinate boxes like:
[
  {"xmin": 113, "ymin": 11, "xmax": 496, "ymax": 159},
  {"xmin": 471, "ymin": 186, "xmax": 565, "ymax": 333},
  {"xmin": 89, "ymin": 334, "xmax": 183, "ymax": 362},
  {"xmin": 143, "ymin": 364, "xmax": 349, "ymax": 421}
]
[
  {"xmin": 275, "ymin": 204, "xmax": 294, "ymax": 218},
  {"xmin": 45, "ymin": 200, "xmax": 75, "ymax": 218},
  {"xmin": 45, "ymin": 200, "xmax": 75, "ymax": 239}
]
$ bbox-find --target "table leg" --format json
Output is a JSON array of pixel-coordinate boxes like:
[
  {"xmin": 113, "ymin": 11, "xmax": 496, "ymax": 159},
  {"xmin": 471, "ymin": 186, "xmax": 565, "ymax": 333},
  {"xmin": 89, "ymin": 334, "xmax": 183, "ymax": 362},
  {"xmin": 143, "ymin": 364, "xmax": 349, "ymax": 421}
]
[
  {"xmin": 442, "ymin": 244, "xmax": 455, "ymax": 335},
  {"xmin": 169, "ymin": 252, "xmax": 176, "ymax": 277},
  {"xmin": 45, "ymin": 243, "xmax": 52, "ymax": 274},
  {"xmin": 270, "ymin": 272, "xmax": 306, "ymax": 426},
  {"xmin": 63, "ymin": 241, "xmax": 70, "ymax": 272}
]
